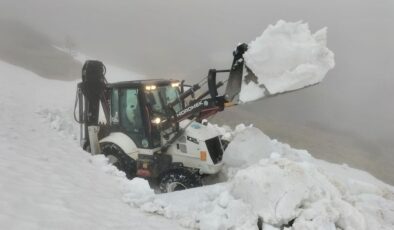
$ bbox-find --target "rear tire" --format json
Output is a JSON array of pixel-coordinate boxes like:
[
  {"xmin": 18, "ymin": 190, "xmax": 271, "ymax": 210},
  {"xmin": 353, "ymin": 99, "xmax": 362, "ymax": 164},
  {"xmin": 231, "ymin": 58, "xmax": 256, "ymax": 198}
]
[
  {"xmin": 159, "ymin": 168, "xmax": 202, "ymax": 193},
  {"xmin": 100, "ymin": 143, "xmax": 136, "ymax": 179}
]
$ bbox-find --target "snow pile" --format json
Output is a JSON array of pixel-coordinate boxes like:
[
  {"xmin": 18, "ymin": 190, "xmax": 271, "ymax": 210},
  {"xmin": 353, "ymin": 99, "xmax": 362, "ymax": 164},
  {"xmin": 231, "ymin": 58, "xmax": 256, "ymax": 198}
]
[
  {"xmin": 140, "ymin": 184, "xmax": 257, "ymax": 229},
  {"xmin": 240, "ymin": 20, "xmax": 335, "ymax": 102},
  {"xmin": 228, "ymin": 127, "xmax": 394, "ymax": 229},
  {"xmin": 231, "ymin": 158, "xmax": 365, "ymax": 229},
  {"xmin": 225, "ymin": 126, "xmax": 393, "ymax": 229},
  {"xmin": 222, "ymin": 125, "xmax": 279, "ymax": 167},
  {"xmin": 94, "ymin": 155, "xmax": 155, "ymax": 207},
  {"xmin": 136, "ymin": 126, "xmax": 394, "ymax": 230}
]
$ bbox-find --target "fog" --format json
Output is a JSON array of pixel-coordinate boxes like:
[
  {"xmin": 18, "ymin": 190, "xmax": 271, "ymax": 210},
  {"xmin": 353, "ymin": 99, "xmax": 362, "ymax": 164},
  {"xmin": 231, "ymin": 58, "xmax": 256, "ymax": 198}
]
[{"xmin": 1, "ymin": 0, "xmax": 393, "ymax": 183}]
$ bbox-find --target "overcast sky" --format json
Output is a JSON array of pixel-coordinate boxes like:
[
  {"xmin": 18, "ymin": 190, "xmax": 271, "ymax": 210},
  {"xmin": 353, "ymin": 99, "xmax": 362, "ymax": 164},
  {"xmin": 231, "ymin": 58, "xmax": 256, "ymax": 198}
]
[
  {"xmin": 1, "ymin": 0, "xmax": 394, "ymax": 178},
  {"xmin": 2, "ymin": 0, "xmax": 391, "ymax": 76}
]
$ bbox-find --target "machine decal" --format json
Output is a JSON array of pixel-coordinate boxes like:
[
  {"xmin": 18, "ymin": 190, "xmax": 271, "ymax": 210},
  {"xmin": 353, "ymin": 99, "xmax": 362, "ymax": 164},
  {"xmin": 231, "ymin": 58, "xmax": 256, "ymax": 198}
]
[
  {"xmin": 191, "ymin": 123, "xmax": 201, "ymax": 129},
  {"xmin": 176, "ymin": 101, "xmax": 204, "ymax": 117},
  {"xmin": 187, "ymin": 136, "xmax": 199, "ymax": 145}
]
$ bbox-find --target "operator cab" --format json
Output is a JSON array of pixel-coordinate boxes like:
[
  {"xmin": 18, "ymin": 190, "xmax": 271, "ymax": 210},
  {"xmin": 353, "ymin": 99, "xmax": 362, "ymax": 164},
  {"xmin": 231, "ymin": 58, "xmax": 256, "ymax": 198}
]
[{"xmin": 107, "ymin": 80, "xmax": 182, "ymax": 150}]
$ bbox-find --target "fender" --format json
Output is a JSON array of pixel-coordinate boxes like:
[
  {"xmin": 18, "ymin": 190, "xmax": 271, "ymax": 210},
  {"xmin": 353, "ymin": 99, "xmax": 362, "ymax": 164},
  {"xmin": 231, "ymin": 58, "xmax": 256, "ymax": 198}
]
[{"xmin": 99, "ymin": 132, "xmax": 139, "ymax": 160}]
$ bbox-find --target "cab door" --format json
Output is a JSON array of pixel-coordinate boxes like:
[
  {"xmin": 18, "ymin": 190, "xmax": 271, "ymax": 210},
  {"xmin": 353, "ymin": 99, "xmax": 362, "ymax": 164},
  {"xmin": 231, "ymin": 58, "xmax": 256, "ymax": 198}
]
[{"xmin": 111, "ymin": 88, "xmax": 149, "ymax": 148}]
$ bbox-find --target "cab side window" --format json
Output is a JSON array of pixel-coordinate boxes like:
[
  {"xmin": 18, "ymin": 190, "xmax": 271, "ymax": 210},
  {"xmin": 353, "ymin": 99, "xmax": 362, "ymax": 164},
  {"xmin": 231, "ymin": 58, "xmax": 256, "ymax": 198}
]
[
  {"xmin": 111, "ymin": 89, "xmax": 119, "ymax": 124},
  {"xmin": 118, "ymin": 88, "xmax": 146, "ymax": 148}
]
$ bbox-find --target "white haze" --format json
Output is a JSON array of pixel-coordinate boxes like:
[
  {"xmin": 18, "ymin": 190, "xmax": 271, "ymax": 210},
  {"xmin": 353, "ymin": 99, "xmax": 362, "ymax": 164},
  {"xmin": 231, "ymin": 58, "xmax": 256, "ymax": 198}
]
[{"xmin": 0, "ymin": 0, "xmax": 393, "ymax": 183}]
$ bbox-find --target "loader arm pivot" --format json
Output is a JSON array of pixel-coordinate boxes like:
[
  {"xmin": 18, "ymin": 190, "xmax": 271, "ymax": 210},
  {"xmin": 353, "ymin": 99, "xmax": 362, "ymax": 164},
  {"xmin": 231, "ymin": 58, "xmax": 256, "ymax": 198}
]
[{"xmin": 162, "ymin": 43, "xmax": 248, "ymax": 126}]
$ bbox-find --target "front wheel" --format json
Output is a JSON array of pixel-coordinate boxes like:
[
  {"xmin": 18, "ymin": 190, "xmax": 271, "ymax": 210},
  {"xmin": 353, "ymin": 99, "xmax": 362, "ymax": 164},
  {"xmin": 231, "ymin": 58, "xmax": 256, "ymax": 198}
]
[
  {"xmin": 101, "ymin": 143, "xmax": 136, "ymax": 179},
  {"xmin": 159, "ymin": 168, "xmax": 202, "ymax": 193}
]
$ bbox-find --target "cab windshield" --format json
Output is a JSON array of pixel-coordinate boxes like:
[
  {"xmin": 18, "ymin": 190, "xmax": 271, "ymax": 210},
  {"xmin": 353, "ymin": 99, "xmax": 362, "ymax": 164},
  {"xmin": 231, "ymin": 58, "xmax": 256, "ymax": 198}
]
[{"xmin": 144, "ymin": 85, "xmax": 182, "ymax": 116}]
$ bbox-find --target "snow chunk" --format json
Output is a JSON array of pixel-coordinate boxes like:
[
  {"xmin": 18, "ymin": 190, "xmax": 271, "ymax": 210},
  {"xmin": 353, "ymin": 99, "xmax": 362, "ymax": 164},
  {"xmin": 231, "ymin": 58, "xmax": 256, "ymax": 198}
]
[
  {"xmin": 223, "ymin": 127, "xmax": 275, "ymax": 167},
  {"xmin": 223, "ymin": 126, "xmax": 311, "ymax": 169},
  {"xmin": 141, "ymin": 184, "xmax": 258, "ymax": 229},
  {"xmin": 122, "ymin": 177, "xmax": 155, "ymax": 206},
  {"xmin": 241, "ymin": 20, "xmax": 335, "ymax": 102},
  {"xmin": 230, "ymin": 158, "xmax": 367, "ymax": 229}
]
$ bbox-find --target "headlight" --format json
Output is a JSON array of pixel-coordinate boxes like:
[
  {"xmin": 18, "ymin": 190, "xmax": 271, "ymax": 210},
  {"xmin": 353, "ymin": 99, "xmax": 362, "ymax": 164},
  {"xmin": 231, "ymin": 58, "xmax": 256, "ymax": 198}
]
[
  {"xmin": 145, "ymin": 85, "xmax": 157, "ymax": 90},
  {"xmin": 151, "ymin": 117, "xmax": 161, "ymax": 124}
]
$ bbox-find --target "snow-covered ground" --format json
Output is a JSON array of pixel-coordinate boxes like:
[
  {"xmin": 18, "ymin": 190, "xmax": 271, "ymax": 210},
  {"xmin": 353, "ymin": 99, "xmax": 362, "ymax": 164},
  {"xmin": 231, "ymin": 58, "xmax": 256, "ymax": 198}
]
[
  {"xmin": 0, "ymin": 60, "xmax": 182, "ymax": 230},
  {"xmin": 1, "ymin": 59, "xmax": 393, "ymax": 230}
]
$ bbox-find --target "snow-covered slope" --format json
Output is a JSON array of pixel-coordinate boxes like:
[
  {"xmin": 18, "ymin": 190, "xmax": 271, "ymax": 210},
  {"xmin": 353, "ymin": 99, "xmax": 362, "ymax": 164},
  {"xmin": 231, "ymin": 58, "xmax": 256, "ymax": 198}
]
[
  {"xmin": 0, "ymin": 60, "xmax": 182, "ymax": 230},
  {"xmin": 1, "ymin": 51, "xmax": 393, "ymax": 229},
  {"xmin": 54, "ymin": 46, "xmax": 143, "ymax": 83}
]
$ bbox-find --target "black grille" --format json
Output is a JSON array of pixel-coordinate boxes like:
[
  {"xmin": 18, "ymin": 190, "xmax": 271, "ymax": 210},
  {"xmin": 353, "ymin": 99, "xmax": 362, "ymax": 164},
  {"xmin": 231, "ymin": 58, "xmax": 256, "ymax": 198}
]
[{"xmin": 205, "ymin": 137, "xmax": 224, "ymax": 164}]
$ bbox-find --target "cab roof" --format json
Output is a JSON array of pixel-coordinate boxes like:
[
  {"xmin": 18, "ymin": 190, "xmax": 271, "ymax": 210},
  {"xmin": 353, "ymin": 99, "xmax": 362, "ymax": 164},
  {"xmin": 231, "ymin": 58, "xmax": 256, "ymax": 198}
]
[{"xmin": 107, "ymin": 79, "xmax": 180, "ymax": 88}]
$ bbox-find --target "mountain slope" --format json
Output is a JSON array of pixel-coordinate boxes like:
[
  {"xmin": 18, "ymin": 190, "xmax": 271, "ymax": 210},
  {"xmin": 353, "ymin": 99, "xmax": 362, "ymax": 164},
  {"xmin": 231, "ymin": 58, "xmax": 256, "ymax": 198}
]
[
  {"xmin": 0, "ymin": 19, "xmax": 82, "ymax": 80},
  {"xmin": 0, "ymin": 60, "xmax": 182, "ymax": 230},
  {"xmin": 1, "ymin": 60, "xmax": 393, "ymax": 229}
]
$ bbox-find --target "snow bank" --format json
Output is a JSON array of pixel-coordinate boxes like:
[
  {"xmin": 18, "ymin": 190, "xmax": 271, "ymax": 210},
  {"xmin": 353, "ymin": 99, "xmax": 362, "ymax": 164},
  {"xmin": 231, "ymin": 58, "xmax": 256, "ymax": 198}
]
[
  {"xmin": 226, "ymin": 127, "xmax": 394, "ymax": 229},
  {"xmin": 136, "ymin": 125, "xmax": 394, "ymax": 230},
  {"xmin": 224, "ymin": 126, "xmax": 394, "ymax": 229},
  {"xmin": 231, "ymin": 158, "xmax": 365, "ymax": 229},
  {"xmin": 140, "ymin": 184, "xmax": 257, "ymax": 229},
  {"xmin": 0, "ymin": 60, "xmax": 180, "ymax": 230},
  {"xmin": 240, "ymin": 20, "xmax": 335, "ymax": 102}
]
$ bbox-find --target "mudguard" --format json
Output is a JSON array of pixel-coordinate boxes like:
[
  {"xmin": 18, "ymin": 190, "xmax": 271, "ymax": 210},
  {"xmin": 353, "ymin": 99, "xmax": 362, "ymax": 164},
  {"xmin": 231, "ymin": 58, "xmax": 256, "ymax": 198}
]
[{"xmin": 99, "ymin": 132, "xmax": 139, "ymax": 160}]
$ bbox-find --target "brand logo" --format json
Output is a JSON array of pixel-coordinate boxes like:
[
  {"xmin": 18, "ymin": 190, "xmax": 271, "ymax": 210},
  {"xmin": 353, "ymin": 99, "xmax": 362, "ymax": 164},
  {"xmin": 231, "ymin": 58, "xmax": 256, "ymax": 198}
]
[{"xmin": 177, "ymin": 101, "xmax": 204, "ymax": 117}]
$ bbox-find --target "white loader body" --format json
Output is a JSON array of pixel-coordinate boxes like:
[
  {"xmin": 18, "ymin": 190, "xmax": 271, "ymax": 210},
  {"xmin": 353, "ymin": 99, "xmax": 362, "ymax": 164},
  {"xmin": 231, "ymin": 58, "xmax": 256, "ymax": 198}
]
[{"xmin": 99, "ymin": 119, "xmax": 224, "ymax": 175}]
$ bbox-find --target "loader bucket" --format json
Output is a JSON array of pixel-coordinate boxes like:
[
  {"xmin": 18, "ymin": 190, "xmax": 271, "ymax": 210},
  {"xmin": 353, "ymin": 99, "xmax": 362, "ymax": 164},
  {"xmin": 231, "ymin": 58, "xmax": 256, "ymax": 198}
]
[{"xmin": 225, "ymin": 43, "xmax": 248, "ymax": 102}]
